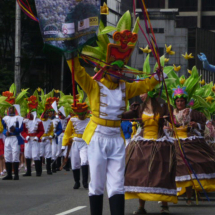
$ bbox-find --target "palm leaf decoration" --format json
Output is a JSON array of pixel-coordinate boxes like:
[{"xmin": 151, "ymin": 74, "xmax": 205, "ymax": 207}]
[{"xmin": 116, "ymin": 11, "xmax": 131, "ymax": 32}]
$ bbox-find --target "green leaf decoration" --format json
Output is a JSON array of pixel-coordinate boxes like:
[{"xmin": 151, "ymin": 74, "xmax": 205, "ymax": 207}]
[
  {"xmin": 0, "ymin": 96, "xmax": 7, "ymax": 103},
  {"xmin": 132, "ymin": 17, "xmax": 140, "ymax": 34},
  {"xmin": 163, "ymin": 66, "xmax": 179, "ymax": 86},
  {"xmin": 128, "ymin": 17, "xmax": 140, "ymax": 45},
  {"xmin": 15, "ymin": 89, "xmax": 29, "ymax": 104},
  {"xmin": 203, "ymin": 82, "xmax": 213, "ymax": 97},
  {"xmin": 116, "ymin": 11, "xmax": 131, "ymax": 31},
  {"xmin": 153, "ymin": 55, "xmax": 165, "ymax": 73},
  {"xmin": 96, "ymin": 40, "xmax": 106, "ymax": 53},
  {"xmin": 143, "ymin": 54, "xmax": 150, "ymax": 75},
  {"xmin": 82, "ymin": 45, "xmax": 106, "ymax": 60},
  {"xmin": 160, "ymin": 55, "xmax": 165, "ymax": 67},
  {"xmin": 99, "ymin": 26, "xmax": 117, "ymax": 35},
  {"xmin": 77, "ymin": 85, "xmax": 84, "ymax": 103},
  {"xmin": 9, "ymin": 83, "xmax": 16, "ymax": 96},
  {"xmin": 192, "ymin": 95, "xmax": 210, "ymax": 109},
  {"xmin": 98, "ymin": 21, "xmax": 110, "ymax": 46}
]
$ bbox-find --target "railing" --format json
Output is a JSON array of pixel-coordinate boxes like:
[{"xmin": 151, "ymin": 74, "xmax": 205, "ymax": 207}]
[{"xmin": 199, "ymin": 69, "xmax": 215, "ymax": 83}]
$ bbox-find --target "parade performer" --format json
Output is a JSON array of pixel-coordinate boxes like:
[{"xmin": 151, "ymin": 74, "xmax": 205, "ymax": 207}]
[
  {"xmin": 166, "ymin": 85, "xmax": 215, "ymax": 204},
  {"xmin": 205, "ymin": 119, "xmax": 215, "ymax": 153},
  {"xmin": 21, "ymin": 95, "xmax": 44, "ymax": 177},
  {"xmin": 62, "ymin": 88, "xmax": 90, "ymax": 189},
  {"xmin": 1, "ymin": 89, "xmax": 25, "ymax": 180},
  {"xmin": 66, "ymin": 12, "xmax": 164, "ymax": 215},
  {"xmin": 56, "ymin": 106, "xmax": 70, "ymax": 171},
  {"xmin": 40, "ymin": 98, "xmax": 54, "ymax": 175},
  {"xmin": 123, "ymin": 90, "xmax": 177, "ymax": 215},
  {"xmin": 49, "ymin": 99, "xmax": 63, "ymax": 173}
]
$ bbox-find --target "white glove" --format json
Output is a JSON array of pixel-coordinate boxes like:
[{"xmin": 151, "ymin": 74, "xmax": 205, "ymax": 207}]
[
  {"xmin": 154, "ymin": 72, "xmax": 167, "ymax": 81},
  {"xmin": 33, "ymin": 137, "xmax": 38, "ymax": 141},
  {"xmin": 26, "ymin": 136, "xmax": 30, "ymax": 141},
  {"xmin": 41, "ymin": 137, "xmax": 46, "ymax": 142}
]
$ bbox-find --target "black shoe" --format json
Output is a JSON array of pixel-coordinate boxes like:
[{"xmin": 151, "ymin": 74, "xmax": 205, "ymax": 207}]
[
  {"xmin": 52, "ymin": 159, "xmax": 57, "ymax": 173},
  {"xmin": 89, "ymin": 195, "xmax": 103, "ymax": 215},
  {"xmin": 81, "ymin": 165, "xmax": 89, "ymax": 189},
  {"xmin": 73, "ymin": 169, "xmax": 80, "ymax": 189},
  {"xmin": 2, "ymin": 162, "xmax": 13, "ymax": 180},
  {"xmin": 46, "ymin": 158, "xmax": 52, "ymax": 175},
  {"xmin": 40, "ymin": 157, "xmax": 43, "ymax": 175},
  {"xmin": 35, "ymin": 160, "xmax": 41, "ymax": 176},
  {"xmin": 13, "ymin": 162, "xmax": 20, "ymax": 180},
  {"xmin": 56, "ymin": 157, "xmax": 61, "ymax": 171},
  {"xmin": 73, "ymin": 182, "xmax": 81, "ymax": 189},
  {"xmin": 23, "ymin": 158, "xmax": 32, "ymax": 176},
  {"xmin": 109, "ymin": 194, "xmax": 124, "ymax": 215},
  {"xmin": 2, "ymin": 175, "xmax": 13, "ymax": 180}
]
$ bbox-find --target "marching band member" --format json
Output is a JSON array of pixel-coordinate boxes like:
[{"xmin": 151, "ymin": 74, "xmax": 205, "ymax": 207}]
[{"xmin": 21, "ymin": 96, "xmax": 44, "ymax": 177}]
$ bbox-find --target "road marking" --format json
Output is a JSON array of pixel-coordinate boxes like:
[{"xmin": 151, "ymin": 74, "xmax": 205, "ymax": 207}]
[{"xmin": 55, "ymin": 206, "xmax": 86, "ymax": 215}]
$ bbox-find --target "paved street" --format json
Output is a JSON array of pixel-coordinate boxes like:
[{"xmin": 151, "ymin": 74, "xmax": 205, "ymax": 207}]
[{"xmin": 0, "ymin": 166, "xmax": 215, "ymax": 215}]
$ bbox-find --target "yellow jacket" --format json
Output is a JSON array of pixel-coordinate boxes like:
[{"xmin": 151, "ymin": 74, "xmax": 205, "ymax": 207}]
[
  {"xmin": 41, "ymin": 119, "xmax": 54, "ymax": 140},
  {"xmin": 67, "ymin": 58, "xmax": 159, "ymax": 144}
]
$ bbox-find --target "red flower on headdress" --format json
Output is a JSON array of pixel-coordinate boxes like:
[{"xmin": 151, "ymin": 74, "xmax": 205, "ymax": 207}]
[
  {"xmin": 2, "ymin": 91, "xmax": 15, "ymax": 105},
  {"xmin": 27, "ymin": 96, "xmax": 38, "ymax": 111},
  {"xmin": 45, "ymin": 97, "xmax": 59, "ymax": 111}
]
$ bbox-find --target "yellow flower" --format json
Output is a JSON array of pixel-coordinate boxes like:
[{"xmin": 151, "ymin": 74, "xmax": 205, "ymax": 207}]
[
  {"xmin": 199, "ymin": 79, "xmax": 205, "ymax": 85},
  {"xmin": 164, "ymin": 58, "xmax": 169, "ymax": 63},
  {"xmin": 54, "ymin": 90, "xmax": 59, "ymax": 93},
  {"xmin": 182, "ymin": 52, "xmax": 194, "ymax": 60},
  {"xmin": 173, "ymin": 64, "xmax": 181, "ymax": 72},
  {"xmin": 100, "ymin": 2, "xmax": 109, "ymax": 15},
  {"xmin": 180, "ymin": 78, "xmax": 185, "ymax": 85},
  {"xmin": 139, "ymin": 45, "xmax": 151, "ymax": 54},
  {"xmin": 37, "ymin": 87, "xmax": 41, "ymax": 92},
  {"xmin": 187, "ymin": 69, "xmax": 192, "ymax": 74},
  {"xmin": 206, "ymin": 96, "xmax": 214, "ymax": 103},
  {"xmin": 165, "ymin": 44, "xmax": 175, "ymax": 55},
  {"xmin": 21, "ymin": 89, "xmax": 25, "ymax": 91},
  {"xmin": 212, "ymin": 85, "xmax": 215, "ymax": 93}
]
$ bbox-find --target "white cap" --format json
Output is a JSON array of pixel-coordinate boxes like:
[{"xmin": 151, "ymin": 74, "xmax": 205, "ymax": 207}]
[
  {"xmin": 51, "ymin": 101, "xmax": 58, "ymax": 113},
  {"xmin": 13, "ymin": 104, "xmax": 21, "ymax": 116},
  {"xmin": 59, "ymin": 106, "xmax": 66, "ymax": 117}
]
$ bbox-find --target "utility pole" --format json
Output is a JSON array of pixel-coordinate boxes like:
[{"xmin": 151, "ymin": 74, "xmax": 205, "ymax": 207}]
[{"xmin": 14, "ymin": 1, "xmax": 21, "ymax": 94}]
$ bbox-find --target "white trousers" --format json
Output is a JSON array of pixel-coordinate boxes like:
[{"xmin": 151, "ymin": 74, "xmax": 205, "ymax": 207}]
[
  {"xmin": 57, "ymin": 133, "xmax": 64, "ymax": 157},
  {"xmin": 4, "ymin": 136, "xmax": 20, "ymax": 162},
  {"xmin": 40, "ymin": 140, "xmax": 52, "ymax": 159},
  {"xmin": 71, "ymin": 138, "xmax": 88, "ymax": 170},
  {"xmin": 88, "ymin": 133, "xmax": 125, "ymax": 198},
  {"xmin": 24, "ymin": 139, "xmax": 40, "ymax": 160},
  {"xmin": 51, "ymin": 138, "xmax": 58, "ymax": 160}
]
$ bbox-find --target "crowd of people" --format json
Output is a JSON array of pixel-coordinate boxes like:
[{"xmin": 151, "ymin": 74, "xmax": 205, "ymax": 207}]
[{"xmin": 1, "ymin": 10, "xmax": 215, "ymax": 215}]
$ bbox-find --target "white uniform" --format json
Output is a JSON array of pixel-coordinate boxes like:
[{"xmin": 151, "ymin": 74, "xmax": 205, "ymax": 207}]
[
  {"xmin": 3, "ymin": 116, "xmax": 23, "ymax": 163},
  {"xmin": 21, "ymin": 118, "xmax": 43, "ymax": 161},
  {"xmin": 58, "ymin": 117, "xmax": 70, "ymax": 157},
  {"xmin": 70, "ymin": 117, "xmax": 90, "ymax": 170},
  {"xmin": 40, "ymin": 119, "xmax": 52, "ymax": 159},
  {"xmin": 88, "ymin": 82, "xmax": 126, "ymax": 198},
  {"xmin": 51, "ymin": 118, "xmax": 62, "ymax": 160}
]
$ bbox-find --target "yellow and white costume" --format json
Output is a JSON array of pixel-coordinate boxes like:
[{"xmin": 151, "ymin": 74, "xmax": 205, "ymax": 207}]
[{"xmin": 67, "ymin": 57, "xmax": 160, "ymax": 198}]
